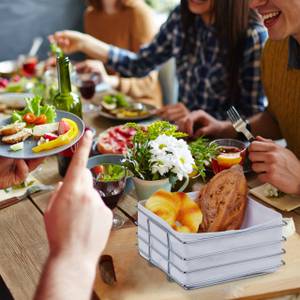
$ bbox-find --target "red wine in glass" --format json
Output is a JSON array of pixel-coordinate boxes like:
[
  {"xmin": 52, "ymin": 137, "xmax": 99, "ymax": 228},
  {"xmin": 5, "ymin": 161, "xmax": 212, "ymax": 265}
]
[{"xmin": 79, "ymin": 80, "xmax": 96, "ymax": 100}]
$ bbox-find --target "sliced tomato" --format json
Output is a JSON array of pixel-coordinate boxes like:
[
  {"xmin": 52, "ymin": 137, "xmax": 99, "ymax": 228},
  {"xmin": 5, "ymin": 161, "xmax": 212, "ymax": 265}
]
[
  {"xmin": 23, "ymin": 112, "xmax": 36, "ymax": 124},
  {"xmin": 91, "ymin": 165, "xmax": 105, "ymax": 176},
  {"xmin": 35, "ymin": 114, "xmax": 47, "ymax": 125},
  {"xmin": 58, "ymin": 120, "xmax": 71, "ymax": 135}
]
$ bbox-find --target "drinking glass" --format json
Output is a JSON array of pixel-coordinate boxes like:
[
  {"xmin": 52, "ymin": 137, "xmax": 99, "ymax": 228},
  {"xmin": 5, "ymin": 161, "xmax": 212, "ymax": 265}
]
[
  {"xmin": 75, "ymin": 72, "xmax": 101, "ymax": 113},
  {"xmin": 210, "ymin": 139, "xmax": 247, "ymax": 174},
  {"xmin": 90, "ymin": 163, "xmax": 126, "ymax": 228},
  {"xmin": 19, "ymin": 55, "xmax": 38, "ymax": 77}
]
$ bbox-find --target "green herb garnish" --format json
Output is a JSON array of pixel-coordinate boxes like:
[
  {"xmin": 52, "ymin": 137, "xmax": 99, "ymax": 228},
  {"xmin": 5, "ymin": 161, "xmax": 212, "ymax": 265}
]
[
  {"xmin": 189, "ymin": 137, "xmax": 218, "ymax": 180},
  {"xmin": 96, "ymin": 164, "xmax": 126, "ymax": 182}
]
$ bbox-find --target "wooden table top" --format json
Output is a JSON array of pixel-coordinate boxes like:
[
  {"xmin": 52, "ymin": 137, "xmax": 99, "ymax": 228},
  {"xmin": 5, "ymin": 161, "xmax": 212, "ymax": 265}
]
[{"xmin": 0, "ymin": 110, "xmax": 300, "ymax": 300}]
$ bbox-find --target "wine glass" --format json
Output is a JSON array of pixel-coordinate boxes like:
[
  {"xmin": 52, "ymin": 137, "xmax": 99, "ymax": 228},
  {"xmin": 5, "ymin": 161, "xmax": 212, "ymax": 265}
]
[
  {"xmin": 90, "ymin": 163, "xmax": 126, "ymax": 228},
  {"xmin": 18, "ymin": 55, "xmax": 38, "ymax": 77},
  {"xmin": 75, "ymin": 72, "xmax": 101, "ymax": 113}
]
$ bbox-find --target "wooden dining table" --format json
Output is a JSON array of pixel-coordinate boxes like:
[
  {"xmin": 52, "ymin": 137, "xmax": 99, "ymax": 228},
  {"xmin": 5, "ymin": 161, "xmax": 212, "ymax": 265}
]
[{"xmin": 0, "ymin": 109, "xmax": 300, "ymax": 300}]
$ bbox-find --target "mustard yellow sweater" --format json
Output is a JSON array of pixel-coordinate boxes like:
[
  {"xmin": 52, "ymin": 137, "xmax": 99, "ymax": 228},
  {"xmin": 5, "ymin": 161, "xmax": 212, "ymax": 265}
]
[
  {"xmin": 261, "ymin": 38, "xmax": 300, "ymax": 158},
  {"xmin": 84, "ymin": 0, "xmax": 162, "ymax": 107}
]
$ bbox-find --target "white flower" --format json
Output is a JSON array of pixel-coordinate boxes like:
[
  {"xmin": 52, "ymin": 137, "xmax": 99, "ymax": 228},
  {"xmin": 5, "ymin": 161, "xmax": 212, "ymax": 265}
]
[{"xmin": 149, "ymin": 135, "xmax": 195, "ymax": 180}]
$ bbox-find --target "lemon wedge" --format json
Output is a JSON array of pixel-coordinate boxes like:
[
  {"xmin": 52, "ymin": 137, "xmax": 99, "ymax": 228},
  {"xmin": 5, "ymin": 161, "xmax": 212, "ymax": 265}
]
[{"xmin": 216, "ymin": 152, "xmax": 242, "ymax": 167}]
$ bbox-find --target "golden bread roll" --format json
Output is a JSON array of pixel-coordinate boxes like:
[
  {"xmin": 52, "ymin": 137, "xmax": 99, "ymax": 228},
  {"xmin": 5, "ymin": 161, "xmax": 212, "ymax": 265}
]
[
  {"xmin": 146, "ymin": 190, "xmax": 202, "ymax": 233},
  {"xmin": 197, "ymin": 165, "xmax": 248, "ymax": 232},
  {"xmin": 145, "ymin": 189, "xmax": 181, "ymax": 227},
  {"xmin": 177, "ymin": 192, "xmax": 203, "ymax": 233}
]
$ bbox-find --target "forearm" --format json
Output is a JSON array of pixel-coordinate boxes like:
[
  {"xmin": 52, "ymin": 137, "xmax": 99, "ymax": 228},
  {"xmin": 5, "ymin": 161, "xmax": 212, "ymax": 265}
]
[
  {"xmin": 34, "ymin": 254, "xmax": 96, "ymax": 300},
  {"xmin": 249, "ymin": 111, "xmax": 282, "ymax": 139},
  {"xmin": 81, "ymin": 35, "xmax": 110, "ymax": 63}
]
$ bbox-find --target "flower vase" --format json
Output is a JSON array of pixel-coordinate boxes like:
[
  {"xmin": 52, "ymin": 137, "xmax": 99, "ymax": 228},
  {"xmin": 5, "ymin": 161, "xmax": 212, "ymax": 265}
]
[{"xmin": 132, "ymin": 176, "xmax": 189, "ymax": 200}]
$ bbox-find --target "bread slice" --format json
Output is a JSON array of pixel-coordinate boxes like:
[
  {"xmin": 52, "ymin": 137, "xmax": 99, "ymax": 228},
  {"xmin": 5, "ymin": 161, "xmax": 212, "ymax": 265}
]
[
  {"xmin": 32, "ymin": 122, "xmax": 59, "ymax": 138},
  {"xmin": 2, "ymin": 128, "xmax": 32, "ymax": 144},
  {"xmin": 0, "ymin": 122, "xmax": 26, "ymax": 136}
]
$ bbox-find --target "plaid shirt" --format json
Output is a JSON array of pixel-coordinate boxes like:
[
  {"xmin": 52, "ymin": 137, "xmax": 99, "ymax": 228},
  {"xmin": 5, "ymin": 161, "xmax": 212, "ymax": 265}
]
[{"xmin": 107, "ymin": 6, "xmax": 267, "ymax": 120}]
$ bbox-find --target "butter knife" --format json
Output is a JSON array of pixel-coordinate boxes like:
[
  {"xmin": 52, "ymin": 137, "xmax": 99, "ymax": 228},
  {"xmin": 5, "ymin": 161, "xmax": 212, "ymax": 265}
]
[{"xmin": 0, "ymin": 184, "xmax": 54, "ymax": 210}]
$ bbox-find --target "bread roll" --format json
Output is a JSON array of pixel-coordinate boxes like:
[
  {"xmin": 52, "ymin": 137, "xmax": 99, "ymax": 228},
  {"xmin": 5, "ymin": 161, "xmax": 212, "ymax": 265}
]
[
  {"xmin": 197, "ymin": 165, "xmax": 248, "ymax": 232},
  {"xmin": 146, "ymin": 190, "xmax": 181, "ymax": 227}
]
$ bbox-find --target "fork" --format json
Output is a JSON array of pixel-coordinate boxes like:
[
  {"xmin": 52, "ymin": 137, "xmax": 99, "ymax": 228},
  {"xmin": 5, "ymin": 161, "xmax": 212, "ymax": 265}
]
[
  {"xmin": 227, "ymin": 106, "xmax": 255, "ymax": 142},
  {"xmin": 0, "ymin": 184, "xmax": 54, "ymax": 210}
]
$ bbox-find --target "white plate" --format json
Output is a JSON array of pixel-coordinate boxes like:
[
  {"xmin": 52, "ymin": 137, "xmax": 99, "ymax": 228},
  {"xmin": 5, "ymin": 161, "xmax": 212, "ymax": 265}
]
[{"xmin": 0, "ymin": 93, "xmax": 34, "ymax": 108}]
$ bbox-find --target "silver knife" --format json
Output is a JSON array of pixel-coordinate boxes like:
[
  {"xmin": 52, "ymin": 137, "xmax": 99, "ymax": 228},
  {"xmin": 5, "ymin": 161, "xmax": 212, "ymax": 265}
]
[{"xmin": 0, "ymin": 184, "xmax": 54, "ymax": 210}]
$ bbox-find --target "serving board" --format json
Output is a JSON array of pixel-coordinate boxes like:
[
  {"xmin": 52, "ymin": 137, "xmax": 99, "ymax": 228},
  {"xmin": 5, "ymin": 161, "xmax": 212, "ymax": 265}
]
[{"xmin": 94, "ymin": 227, "xmax": 300, "ymax": 300}]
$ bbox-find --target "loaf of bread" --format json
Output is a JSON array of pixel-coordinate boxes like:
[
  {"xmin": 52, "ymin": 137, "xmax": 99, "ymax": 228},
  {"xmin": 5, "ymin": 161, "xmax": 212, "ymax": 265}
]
[
  {"xmin": 197, "ymin": 165, "xmax": 248, "ymax": 232},
  {"xmin": 146, "ymin": 190, "xmax": 202, "ymax": 233}
]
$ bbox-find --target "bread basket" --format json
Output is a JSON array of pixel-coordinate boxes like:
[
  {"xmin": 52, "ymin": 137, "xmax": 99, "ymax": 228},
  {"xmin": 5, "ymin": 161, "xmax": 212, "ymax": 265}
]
[{"xmin": 137, "ymin": 192, "xmax": 286, "ymax": 289}]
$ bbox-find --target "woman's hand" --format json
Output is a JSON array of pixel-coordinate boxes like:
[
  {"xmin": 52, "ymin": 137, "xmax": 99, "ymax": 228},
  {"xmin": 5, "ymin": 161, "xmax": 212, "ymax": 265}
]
[
  {"xmin": 44, "ymin": 131, "xmax": 112, "ymax": 264},
  {"xmin": 0, "ymin": 158, "xmax": 43, "ymax": 189},
  {"xmin": 249, "ymin": 136, "xmax": 300, "ymax": 195},
  {"xmin": 76, "ymin": 60, "xmax": 120, "ymax": 89},
  {"xmin": 177, "ymin": 109, "xmax": 234, "ymax": 138},
  {"xmin": 49, "ymin": 30, "xmax": 110, "ymax": 63},
  {"xmin": 156, "ymin": 103, "xmax": 190, "ymax": 123}
]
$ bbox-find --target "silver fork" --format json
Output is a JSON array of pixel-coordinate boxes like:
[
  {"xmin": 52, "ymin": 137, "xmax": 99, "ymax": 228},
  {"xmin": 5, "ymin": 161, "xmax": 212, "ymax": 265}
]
[{"xmin": 227, "ymin": 106, "xmax": 255, "ymax": 142}]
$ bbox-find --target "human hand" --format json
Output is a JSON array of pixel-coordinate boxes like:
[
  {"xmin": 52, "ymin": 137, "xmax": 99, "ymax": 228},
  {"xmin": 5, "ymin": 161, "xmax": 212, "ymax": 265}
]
[
  {"xmin": 249, "ymin": 136, "xmax": 300, "ymax": 195},
  {"xmin": 76, "ymin": 60, "xmax": 120, "ymax": 89},
  {"xmin": 156, "ymin": 103, "xmax": 189, "ymax": 122},
  {"xmin": 0, "ymin": 158, "xmax": 43, "ymax": 189},
  {"xmin": 44, "ymin": 131, "xmax": 113, "ymax": 265},
  {"xmin": 49, "ymin": 30, "xmax": 89, "ymax": 54},
  {"xmin": 177, "ymin": 109, "xmax": 233, "ymax": 138}
]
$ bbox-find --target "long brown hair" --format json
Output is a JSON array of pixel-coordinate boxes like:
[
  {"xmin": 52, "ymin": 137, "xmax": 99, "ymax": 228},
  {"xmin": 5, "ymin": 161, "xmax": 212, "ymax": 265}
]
[{"xmin": 181, "ymin": 0, "xmax": 261, "ymax": 105}]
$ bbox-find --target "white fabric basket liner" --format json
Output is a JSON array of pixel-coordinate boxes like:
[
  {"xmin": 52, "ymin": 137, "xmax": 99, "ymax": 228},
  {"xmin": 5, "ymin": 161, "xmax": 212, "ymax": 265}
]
[
  {"xmin": 137, "ymin": 192, "xmax": 285, "ymax": 288},
  {"xmin": 138, "ymin": 192, "xmax": 283, "ymax": 258}
]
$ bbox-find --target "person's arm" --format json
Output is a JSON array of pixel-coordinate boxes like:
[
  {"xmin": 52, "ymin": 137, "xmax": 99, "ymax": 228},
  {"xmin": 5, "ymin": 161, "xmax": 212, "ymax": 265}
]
[
  {"xmin": 35, "ymin": 254, "xmax": 96, "ymax": 300},
  {"xmin": 248, "ymin": 110, "xmax": 282, "ymax": 139},
  {"xmin": 34, "ymin": 131, "xmax": 112, "ymax": 300},
  {"xmin": 238, "ymin": 24, "xmax": 268, "ymax": 117},
  {"xmin": 52, "ymin": 6, "xmax": 181, "ymax": 78}
]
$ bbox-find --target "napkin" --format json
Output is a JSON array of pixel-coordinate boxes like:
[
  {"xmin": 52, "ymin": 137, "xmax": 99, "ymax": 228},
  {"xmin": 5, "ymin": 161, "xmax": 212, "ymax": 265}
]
[
  {"xmin": 250, "ymin": 183, "xmax": 300, "ymax": 212},
  {"xmin": 0, "ymin": 174, "xmax": 41, "ymax": 203}
]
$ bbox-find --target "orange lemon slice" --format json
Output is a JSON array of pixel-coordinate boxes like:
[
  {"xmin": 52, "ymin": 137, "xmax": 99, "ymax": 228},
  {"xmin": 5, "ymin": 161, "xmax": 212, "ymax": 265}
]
[{"xmin": 216, "ymin": 152, "xmax": 242, "ymax": 167}]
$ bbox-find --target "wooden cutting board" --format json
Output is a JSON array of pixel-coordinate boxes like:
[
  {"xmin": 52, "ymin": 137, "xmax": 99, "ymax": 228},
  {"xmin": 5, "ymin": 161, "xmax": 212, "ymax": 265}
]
[
  {"xmin": 93, "ymin": 227, "xmax": 300, "ymax": 300},
  {"xmin": 250, "ymin": 184, "xmax": 300, "ymax": 212}
]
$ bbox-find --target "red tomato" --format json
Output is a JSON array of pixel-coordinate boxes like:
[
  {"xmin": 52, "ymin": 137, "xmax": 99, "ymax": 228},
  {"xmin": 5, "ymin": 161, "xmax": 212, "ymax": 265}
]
[
  {"xmin": 91, "ymin": 165, "xmax": 104, "ymax": 176},
  {"xmin": 23, "ymin": 112, "xmax": 36, "ymax": 124},
  {"xmin": 58, "ymin": 120, "xmax": 71, "ymax": 135},
  {"xmin": 35, "ymin": 114, "xmax": 47, "ymax": 125}
]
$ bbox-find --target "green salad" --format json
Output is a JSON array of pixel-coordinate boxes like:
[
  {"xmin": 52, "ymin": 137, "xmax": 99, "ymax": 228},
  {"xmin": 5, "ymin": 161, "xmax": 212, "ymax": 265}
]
[{"xmin": 11, "ymin": 96, "xmax": 56, "ymax": 124}]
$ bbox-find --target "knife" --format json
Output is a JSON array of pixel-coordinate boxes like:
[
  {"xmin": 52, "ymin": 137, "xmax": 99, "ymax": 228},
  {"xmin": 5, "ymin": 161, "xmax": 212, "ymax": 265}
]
[{"xmin": 0, "ymin": 184, "xmax": 54, "ymax": 210}]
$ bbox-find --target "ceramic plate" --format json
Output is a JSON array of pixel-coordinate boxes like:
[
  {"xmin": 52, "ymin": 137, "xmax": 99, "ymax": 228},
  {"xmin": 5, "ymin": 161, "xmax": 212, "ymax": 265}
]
[
  {"xmin": 0, "ymin": 93, "xmax": 33, "ymax": 108},
  {"xmin": 0, "ymin": 110, "xmax": 84, "ymax": 159},
  {"xmin": 92, "ymin": 91, "xmax": 156, "ymax": 121}
]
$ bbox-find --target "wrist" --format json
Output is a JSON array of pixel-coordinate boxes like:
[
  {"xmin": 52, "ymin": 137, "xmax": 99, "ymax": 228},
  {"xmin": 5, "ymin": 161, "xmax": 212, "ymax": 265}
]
[
  {"xmin": 48, "ymin": 249, "xmax": 97, "ymax": 277},
  {"xmin": 218, "ymin": 121, "xmax": 237, "ymax": 138}
]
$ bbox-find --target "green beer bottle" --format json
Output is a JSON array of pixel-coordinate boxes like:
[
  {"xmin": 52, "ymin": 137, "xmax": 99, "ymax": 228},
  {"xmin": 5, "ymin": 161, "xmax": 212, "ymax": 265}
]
[{"xmin": 54, "ymin": 55, "xmax": 83, "ymax": 176}]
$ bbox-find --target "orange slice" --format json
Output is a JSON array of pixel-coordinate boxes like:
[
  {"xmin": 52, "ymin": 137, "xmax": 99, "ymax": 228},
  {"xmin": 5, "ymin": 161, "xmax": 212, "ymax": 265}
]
[{"xmin": 216, "ymin": 152, "xmax": 242, "ymax": 167}]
